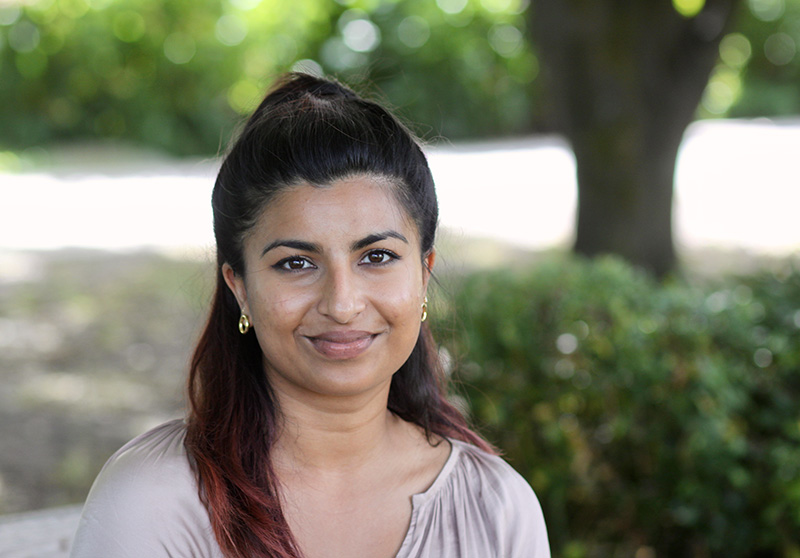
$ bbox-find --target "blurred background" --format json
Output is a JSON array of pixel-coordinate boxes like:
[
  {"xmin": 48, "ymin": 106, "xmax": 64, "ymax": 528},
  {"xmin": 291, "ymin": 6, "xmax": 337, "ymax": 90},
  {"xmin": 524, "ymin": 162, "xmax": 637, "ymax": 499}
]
[{"xmin": 1, "ymin": 0, "xmax": 800, "ymax": 556}]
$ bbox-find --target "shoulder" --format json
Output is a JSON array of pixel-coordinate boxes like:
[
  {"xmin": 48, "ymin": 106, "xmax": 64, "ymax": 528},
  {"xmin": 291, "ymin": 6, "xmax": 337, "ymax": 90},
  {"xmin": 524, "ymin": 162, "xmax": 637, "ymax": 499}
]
[
  {"xmin": 82, "ymin": 420, "xmax": 196, "ymax": 511},
  {"xmin": 70, "ymin": 420, "xmax": 221, "ymax": 558},
  {"xmin": 407, "ymin": 439, "xmax": 550, "ymax": 557},
  {"xmin": 450, "ymin": 440, "xmax": 537, "ymax": 499}
]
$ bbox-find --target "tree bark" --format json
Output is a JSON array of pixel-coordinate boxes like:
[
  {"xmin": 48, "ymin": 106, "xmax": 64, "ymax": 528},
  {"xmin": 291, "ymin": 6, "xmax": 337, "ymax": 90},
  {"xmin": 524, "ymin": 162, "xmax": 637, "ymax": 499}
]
[{"xmin": 530, "ymin": 0, "xmax": 740, "ymax": 276}]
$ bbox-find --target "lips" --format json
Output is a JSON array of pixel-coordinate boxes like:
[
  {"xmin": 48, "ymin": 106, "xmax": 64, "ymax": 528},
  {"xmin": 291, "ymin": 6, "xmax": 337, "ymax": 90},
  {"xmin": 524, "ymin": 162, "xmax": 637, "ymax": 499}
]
[{"xmin": 304, "ymin": 330, "xmax": 377, "ymax": 360}]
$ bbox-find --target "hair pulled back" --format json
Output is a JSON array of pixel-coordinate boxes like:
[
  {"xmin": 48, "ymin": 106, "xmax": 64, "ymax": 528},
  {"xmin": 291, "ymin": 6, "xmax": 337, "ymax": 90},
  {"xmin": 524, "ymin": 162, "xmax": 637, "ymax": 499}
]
[
  {"xmin": 214, "ymin": 73, "xmax": 437, "ymax": 275},
  {"xmin": 185, "ymin": 73, "xmax": 492, "ymax": 558}
]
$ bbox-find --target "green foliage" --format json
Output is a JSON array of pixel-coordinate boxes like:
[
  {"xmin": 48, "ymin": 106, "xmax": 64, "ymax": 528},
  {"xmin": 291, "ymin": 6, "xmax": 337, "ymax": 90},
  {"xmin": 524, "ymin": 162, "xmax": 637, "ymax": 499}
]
[
  {"xmin": 434, "ymin": 256, "xmax": 800, "ymax": 557},
  {"xmin": 0, "ymin": 0, "xmax": 539, "ymax": 155},
  {"xmin": 700, "ymin": 0, "xmax": 800, "ymax": 118},
  {"xmin": 2, "ymin": 0, "xmax": 799, "ymax": 155}
]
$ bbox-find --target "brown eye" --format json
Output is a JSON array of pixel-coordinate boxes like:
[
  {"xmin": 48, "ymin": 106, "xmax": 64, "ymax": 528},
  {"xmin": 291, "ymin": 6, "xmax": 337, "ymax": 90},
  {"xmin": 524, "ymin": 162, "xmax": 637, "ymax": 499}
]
[
  {"xmin": 360, "ymin": 250, "xmax": 396, "ymax": 265},
  {"xmin": 274, "ymin": 256, "xmax": 314, "ymax": 271}
]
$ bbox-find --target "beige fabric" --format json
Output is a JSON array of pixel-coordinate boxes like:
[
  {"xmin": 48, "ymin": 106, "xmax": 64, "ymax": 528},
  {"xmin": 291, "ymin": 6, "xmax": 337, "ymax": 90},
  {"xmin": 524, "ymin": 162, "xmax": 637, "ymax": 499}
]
[{"xmin": 71, "ymin": 420, "xmax": 550, "ymax": 558}]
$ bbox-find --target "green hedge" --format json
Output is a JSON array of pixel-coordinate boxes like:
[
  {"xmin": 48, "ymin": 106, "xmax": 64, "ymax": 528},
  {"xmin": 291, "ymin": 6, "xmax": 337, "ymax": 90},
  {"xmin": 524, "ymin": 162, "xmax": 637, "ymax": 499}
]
[{"xmin": 434, "ymin": 256, "xmax": 800, "ymax": 558}]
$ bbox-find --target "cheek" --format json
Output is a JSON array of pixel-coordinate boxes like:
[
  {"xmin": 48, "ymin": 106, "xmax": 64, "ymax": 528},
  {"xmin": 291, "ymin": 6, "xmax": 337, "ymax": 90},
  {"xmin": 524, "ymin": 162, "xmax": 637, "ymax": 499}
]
[
  {"xmin": 250, "ymin": 287, "xmax": 314, "ymax": 330},
  {"xmin": 374, "ymin": 276, "xmax": 423, "ymax": 322}
]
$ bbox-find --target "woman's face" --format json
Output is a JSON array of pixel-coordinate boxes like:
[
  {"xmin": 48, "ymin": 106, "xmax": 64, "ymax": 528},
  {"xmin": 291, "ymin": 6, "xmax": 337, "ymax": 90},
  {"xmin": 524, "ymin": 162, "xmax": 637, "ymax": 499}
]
[{"xmin": 223, "ymin": 174, "xmax": 434, "ymax": 404}]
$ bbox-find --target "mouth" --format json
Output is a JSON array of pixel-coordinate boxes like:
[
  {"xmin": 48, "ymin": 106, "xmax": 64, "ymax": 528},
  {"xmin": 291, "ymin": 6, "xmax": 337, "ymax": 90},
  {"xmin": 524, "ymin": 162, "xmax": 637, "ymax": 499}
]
[{"xmin": 304, "ymin": 330, "xmax": 378, "ymax": 360}]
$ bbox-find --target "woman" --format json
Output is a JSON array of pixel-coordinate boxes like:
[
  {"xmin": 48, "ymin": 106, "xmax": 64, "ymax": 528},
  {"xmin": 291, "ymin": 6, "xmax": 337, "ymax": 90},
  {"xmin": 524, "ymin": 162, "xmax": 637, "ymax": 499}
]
[{"xmin": 70, "ymin": 73, "xmax": 549, "ymax": 558}]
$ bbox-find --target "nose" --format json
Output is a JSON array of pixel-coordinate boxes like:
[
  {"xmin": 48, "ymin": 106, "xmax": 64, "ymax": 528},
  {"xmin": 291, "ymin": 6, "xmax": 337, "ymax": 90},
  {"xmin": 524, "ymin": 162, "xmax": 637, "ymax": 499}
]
[{"xmin": 317, "ymin": 264, "xmax": 366, "ymax": 324}]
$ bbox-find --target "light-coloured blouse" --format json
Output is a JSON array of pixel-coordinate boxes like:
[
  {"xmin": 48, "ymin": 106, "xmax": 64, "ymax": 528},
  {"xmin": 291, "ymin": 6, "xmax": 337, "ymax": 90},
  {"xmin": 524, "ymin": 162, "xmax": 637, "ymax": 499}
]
[{"xmin": 70, "ymin": 420, "xmax": 550, "ymax": 557}]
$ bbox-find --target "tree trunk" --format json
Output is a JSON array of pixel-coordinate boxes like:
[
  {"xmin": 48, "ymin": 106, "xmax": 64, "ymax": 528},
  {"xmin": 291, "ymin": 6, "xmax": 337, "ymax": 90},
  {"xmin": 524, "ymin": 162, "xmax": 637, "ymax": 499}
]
[{"xmin": 530, "ymin": 0, "xmax": 740, "ymax": 276}]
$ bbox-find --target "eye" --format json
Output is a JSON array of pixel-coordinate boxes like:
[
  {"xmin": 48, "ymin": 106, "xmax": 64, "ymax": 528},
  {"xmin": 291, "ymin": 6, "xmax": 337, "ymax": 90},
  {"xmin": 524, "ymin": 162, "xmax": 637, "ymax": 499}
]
[
  {"xmin": 274, "ymin": 256, "xmax": 315, "ymax": 271},
  {"xmin": 360, "ymin": 249, "xmax": 398, "ymax": 265}
]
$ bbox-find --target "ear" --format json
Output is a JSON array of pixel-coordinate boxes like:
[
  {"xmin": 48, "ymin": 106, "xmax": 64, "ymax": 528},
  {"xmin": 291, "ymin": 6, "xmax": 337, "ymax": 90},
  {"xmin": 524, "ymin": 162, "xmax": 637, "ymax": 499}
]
[
  {"xmin": 422, "ymin": 250, "xmax": 436, "ymax": 293},
  {"xmin": 222, "ymin": 263, "xmax": 249, "ymax": 315}
]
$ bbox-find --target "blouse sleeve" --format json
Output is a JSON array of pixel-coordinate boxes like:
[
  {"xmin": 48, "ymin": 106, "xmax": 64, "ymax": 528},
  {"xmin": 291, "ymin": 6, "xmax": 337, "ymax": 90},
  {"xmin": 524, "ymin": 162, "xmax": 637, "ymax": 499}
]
[
  {"xmin": 69, "ymin": 421, "xmax": 221, "ymax": 558},
  {"xmin": 499, "ymin": 467, "xmax": 550, "ymax": 558}
]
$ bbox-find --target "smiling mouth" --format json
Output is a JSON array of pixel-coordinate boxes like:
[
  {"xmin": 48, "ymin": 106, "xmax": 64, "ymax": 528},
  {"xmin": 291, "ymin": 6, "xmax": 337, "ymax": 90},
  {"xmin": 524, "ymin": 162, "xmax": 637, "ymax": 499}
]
[{"xmin": 305, "ymin": 331, "xmax": 378, "ymax": 360}]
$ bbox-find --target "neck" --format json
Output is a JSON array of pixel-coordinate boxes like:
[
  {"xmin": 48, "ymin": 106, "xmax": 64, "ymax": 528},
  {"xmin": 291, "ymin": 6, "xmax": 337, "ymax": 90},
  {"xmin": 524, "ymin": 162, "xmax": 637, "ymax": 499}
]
[{"xmin": 271, "ymin": 382, "xmax": 401, "ymax": 474}]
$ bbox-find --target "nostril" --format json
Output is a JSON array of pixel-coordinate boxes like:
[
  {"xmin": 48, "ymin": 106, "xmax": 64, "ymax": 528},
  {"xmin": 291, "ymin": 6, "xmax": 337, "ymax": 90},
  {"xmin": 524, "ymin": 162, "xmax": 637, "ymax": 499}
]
[{"xmin": 319, "ymin": 288, "xmax": 366, "ymax": 324}]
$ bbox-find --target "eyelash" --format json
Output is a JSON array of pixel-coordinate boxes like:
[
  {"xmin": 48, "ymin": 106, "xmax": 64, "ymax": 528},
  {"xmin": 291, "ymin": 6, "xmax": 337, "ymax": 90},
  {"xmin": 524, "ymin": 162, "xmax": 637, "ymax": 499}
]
[
  {"xmin": 273, "ymin": 256, "xmax": 315, "ymax": 272},
  {"xmin": 360, "ymin": 249, "xmax": 399, "ymax": 266},
  {"xmin": 272, "ymin": 250, "xmax": 399, "ymax": 272}
]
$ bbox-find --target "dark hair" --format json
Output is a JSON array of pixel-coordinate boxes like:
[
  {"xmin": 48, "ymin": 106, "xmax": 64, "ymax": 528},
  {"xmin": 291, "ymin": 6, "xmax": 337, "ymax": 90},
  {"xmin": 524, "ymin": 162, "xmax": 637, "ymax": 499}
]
[{"xmin": 185, "ymin": 73, "xmax": 493, "ymax": 558}]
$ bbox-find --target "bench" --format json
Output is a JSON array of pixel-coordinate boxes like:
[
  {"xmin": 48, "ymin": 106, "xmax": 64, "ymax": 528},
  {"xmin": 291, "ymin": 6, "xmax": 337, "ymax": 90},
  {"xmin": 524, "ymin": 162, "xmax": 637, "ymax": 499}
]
[{"xmin": 0, "ymin": 505, "xmax": 82, "ymax": 558}]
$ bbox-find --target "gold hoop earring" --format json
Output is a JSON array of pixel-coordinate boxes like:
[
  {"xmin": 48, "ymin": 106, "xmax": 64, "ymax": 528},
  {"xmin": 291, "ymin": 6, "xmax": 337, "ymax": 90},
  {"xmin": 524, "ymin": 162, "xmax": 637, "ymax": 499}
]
[
  {"xmin": 238, "ymin": 314, "xmax": 251, "ymax": 334},
  {"xmin": 421, "ymin": 296, "xmax": 428, "ymax": 323}
]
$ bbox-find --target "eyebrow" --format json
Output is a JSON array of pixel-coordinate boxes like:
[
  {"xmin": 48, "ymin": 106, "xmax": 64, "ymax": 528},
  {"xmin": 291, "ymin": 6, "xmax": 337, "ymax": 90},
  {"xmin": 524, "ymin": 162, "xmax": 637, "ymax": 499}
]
[
  {"xmin": 351, "ymin": 231, "xmax": 409, "ymax": 251},
  {"xmin": 260, "ymin": 231, "xmax": 409, "ymax": 258},
  {"xmin": 261, "ymin": 240, "xmax": 320, "ymax": 257}
]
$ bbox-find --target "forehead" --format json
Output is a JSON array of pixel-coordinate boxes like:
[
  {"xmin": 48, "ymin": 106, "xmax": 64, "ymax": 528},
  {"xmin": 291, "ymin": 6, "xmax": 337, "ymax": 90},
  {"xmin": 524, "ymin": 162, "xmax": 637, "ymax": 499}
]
[{"xmin": 252, "ymin": 174, "xmax": 418, "ymax": 245}]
